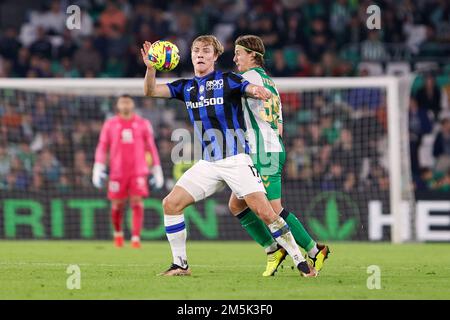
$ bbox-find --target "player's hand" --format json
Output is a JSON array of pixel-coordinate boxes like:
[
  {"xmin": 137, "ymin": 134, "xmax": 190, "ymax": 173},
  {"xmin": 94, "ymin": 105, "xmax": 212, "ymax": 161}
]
[
  {"xmin": 251, "ymin": 85, "xmax": 272, "ymax": 101},
  {"xmin": 140, "ymin": 41, "xmax": 154, "ymax": 69},
  {"xmin": 149, "ymin": 165, "xmax": 164, "ymax": 190},
  {"xmin": 92, "ymin": 163, "xmax": 108, "ymax": 189}
]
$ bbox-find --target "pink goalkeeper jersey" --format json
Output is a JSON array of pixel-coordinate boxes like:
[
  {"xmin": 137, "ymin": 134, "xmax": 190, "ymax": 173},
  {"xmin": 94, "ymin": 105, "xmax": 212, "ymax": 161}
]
[{"xmin": 95, "ymin": 114, "xmax": 161, "ymax": 179}]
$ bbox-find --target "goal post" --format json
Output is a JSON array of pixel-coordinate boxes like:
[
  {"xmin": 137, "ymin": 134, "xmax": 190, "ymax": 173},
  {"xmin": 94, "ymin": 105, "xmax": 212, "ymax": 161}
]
[
  {"xmin": 0, "ymin": 76, "xmax": 413, "ymax": 243},
  {"xmin": 275, "ymin": 76, "xmax": 413, "ymax": 243}
]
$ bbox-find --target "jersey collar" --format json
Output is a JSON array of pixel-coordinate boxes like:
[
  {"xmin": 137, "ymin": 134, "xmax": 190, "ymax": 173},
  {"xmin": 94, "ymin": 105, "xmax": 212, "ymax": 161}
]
[{"xmin": 194, "ymin": 70, "xmax": 216, "ymax": 81}]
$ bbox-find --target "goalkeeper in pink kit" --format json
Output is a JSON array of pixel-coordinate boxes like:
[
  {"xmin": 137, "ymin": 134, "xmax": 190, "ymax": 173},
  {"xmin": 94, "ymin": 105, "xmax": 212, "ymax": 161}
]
[{"xmin": 92, "ymin": 94, "xmax": 164, "ymax": 248}]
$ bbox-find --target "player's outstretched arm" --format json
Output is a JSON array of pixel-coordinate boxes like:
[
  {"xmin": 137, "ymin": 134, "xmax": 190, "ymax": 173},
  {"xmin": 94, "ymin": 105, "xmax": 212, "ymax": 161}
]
[
  {"xmin": 141, "ymin": 41, "xmax": 171, "ymax": 98},
  {"xmin": 245, "ymin": 84, "xmax": 272, "ymax": 101}
]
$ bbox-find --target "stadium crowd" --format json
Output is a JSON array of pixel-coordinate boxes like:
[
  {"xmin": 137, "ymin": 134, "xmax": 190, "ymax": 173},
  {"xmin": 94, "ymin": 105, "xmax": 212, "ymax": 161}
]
[
  {"xmin": 1, "ymin": 0, "xmax": 450, "ymax": 78},
  {"xmin": 0, "ymin": 0, "xmax": 450, "ymax": 193}
]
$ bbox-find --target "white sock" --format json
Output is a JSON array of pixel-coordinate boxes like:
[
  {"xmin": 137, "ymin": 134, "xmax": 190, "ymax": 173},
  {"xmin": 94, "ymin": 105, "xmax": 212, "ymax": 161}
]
[
  {"xmin": 264, "ymin": 242, "xmax": 278, "ymax": 254},
  {"xmin": 268, "ymin": 217, "xmax": 305, "ymax": 266},
  {"xmin": 131, "ymin": 235, "xmax": 140, "ymax": 242},
  {"xmin": 164, "ymin": 214, "xmax": 188, "ymax": 268},
  {"xmin": 308, "ymin": 244, "xmax": 319, "ymax": 258}
]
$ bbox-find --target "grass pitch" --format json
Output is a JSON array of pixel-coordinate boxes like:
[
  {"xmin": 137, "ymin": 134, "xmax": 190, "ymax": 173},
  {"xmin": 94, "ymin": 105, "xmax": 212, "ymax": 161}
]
[{"xmin": 0, "ymin": 241, "xmax": 449, "ymax": 300}]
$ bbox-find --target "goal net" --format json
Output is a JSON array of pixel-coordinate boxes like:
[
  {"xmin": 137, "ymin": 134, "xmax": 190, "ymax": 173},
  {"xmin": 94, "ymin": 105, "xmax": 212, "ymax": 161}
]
[{"xmin": 0, "ymin": 77, "xmax": 413, "ymax": 243}]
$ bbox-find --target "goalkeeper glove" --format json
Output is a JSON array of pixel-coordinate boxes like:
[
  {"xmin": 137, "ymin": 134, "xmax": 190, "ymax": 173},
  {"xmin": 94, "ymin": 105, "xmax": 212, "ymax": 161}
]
[
  {"xmin": 92, "ymin": 163, "xmax": 108, "ymax": 189},
  {"xmin": 149, "ymin": 165, "xmax": 164, "ymax": 190}
]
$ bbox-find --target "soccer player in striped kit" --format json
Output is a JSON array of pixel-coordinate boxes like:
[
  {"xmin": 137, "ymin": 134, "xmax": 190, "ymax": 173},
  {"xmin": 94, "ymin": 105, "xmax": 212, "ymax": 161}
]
[
  {"xmin": 230, "ymin": 35, "xmax": 330, "ymax": 276},
  {"xmin": 92, "ymin": 94, "xmax": 164, "ymax": 248},
  {"xmin": 141, "ymin": 35, "xmax": 316, "ymax": 277}
]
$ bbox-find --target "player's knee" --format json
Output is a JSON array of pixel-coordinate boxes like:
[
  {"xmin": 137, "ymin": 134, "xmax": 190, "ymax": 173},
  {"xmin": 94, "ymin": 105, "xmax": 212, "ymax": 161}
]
[
  {"xmin": 162, "ymin": 195, "xmax": 182, "ymax": 214},
  {"xmin": 112, "ymin": 200, "xmax": 125, "ymax": 211},
  {"xmin": 130, "ymin": 197, "xmax": 143, "ymax": 207},
  {"xmin": 228, "ymin": 198, "xmax": 245, "ymax": 216}
]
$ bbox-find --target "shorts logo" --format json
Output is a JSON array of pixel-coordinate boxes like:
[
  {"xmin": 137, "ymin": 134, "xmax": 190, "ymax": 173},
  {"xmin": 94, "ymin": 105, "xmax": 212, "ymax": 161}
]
[
  {"xmin": 109, "ymin": 181, "xmax": 120, "ymax": 193},
  {"xmin": 206, "ymin": 79, "xmax": 223, "ymax": 91}
]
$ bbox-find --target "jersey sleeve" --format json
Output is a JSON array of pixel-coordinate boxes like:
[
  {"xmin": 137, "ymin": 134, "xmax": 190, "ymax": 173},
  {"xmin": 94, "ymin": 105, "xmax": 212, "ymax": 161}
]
[
  {"xmin": 242, "ymin": 69, "xmax": 264, "ymax": 87},
  {"xmin": 94, "ymin": 120, "xmax": 110, "ymax": 164},
  {"xmin": 144, "ymin": 119, "xmax": 161, "ymax": 166},
  {"xmin": 227, "ymin": 72, "xmax": 250, "ymax": 96},
  {"xmin": 166, "ymin": 79, "xmax": 186, "ymax": 101}
]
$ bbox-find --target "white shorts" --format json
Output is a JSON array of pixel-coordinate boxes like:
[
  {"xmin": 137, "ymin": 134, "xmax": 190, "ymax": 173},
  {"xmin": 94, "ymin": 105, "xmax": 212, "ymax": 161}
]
[{"xmin": 176, "ymin": 153, "xmax": 266, "ymax": 202}]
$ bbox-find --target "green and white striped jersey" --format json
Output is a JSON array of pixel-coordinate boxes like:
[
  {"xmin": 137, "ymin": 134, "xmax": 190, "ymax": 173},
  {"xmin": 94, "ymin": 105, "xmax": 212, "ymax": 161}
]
[{"xmin": 242, "ymin": 67, "xmax": 284, "ymax": 154}]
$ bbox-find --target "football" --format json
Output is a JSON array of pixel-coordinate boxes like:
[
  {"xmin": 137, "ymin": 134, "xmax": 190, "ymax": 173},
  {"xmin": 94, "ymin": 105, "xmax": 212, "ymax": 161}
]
[{"xmin": 147, "ymin": 40, "xmax": 180, "ymax": 72}]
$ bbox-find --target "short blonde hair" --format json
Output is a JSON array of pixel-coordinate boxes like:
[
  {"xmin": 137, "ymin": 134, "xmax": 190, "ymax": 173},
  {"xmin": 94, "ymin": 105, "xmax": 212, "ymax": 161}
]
[{"xmin": 191, "ymin": 35, "xmax": 224, "ymax": 56}]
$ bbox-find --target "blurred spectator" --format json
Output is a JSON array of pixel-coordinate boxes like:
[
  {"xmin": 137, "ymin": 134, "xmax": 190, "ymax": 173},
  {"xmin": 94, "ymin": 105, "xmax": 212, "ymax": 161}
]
[
  {"xmin": 73, "ymin": 38, "xmax": 102, "ymax": 76},
  {"xmin": 39, "ymin": 58, "xmax": 53, "ymax": 77},
  {"xmin": 0, "ymin": 27, "xmax": 21, "ymax": 61},
  {"xmin": 329, "ymin": 0, "xmax": 353, "ymax": 47},
  {"xmin": 293, "ymin": 53, "xmax": 312, "ymax": 76},
  {"xmin": 433, "ymin": 117, "xmax": 450, "ymax": 173},
  {"xmin": 306, "ymin": 18, "xmax": 331, "ymax": 62},
  {"xmin": 283, "ymin": 13, "xmax": 303, "ymax": 47},
  {"xmin": 16, "ymin": 142, "xmax": 36, "ymax": 173},
  {"xmin": 73, "ymin": 149, "xmax": 92, "ymax": 188},
  {"xmin": 270, "ymin": 49, "xmax": 290, "ymax": 76},
  {"xmin": 56, "ymin": 31, "xmax": 78, "ymax": 60},
  {"xmin": 409, "ymin": 98, "xmax": 433, "ymax": 175},
  {"xmin": 0, "ymin": 146, "xmax": 12, "ymax": 182},
  {"xmin": 231, "ymin": 14, "xmax": 252, "ymax": 42},
  {"xmin": 13, "ymin": 47, "xmax": 30, "ymax": 77},
  {"xmin": 414, "ymin": 74, "xmax": 442, "ymax": 120},
  {"xmin": 1, "ymin": 104, "xmax": 23, "ymax": 142},
  {"xmin": 287, "ymin": 137, "xmax": 311, "ymax": 180},
  {"xmin": 52, "ymin": 56, "xmax": 80, "ymax": 77},
  {"xmin": 40, "ymin": 0, "xmax": 66, "ymax": 35},
  {"xmin": 34, "ymin": 149, "xmax": 61, "ymax": 186},
  {"xmin": 32, "ymin": 97, "xmax": 52, "ymax": 133},
  {"xmin": 105, "ymin": 25, "xmax": 130, "ymax": 60},
  {"xmin": 321, "ymin": 163, "xmax": 344, "ymax": 191},
  {"xmin": 255, "ymin": 14, "xmax": 283, "ymax": 51},
  {"xmin": 382, "ymin": 9, "xmax": 404, "ymax": 43},
  {"xmin": 29, "ymin": 27, "xmax": 52, "ymax": 58},
  {"xmin": 51, "ymin": 131, "xmax": 74, "ymax": 169},
  {"xmin": 99, "ymin": 1, "xmax": 127, "ymax": 37},
  {"xmin": 360, "ymin": 30, "xmax": 388, "ymax": 61},
  {"xmin": 8, "ymin": 157, "xmax": 30, "ymax": 191},
  {"xmin": 332, "ymin": 128, "xmax": 362, "ymax": 180},
  {"xmin": 415, "ymin": 167, "xmax": 433, "ymax": 191},
  {"xmin": 56, "ymin": 174, "xmax": 72, "ymax": 193},
  {"xmin": 321, "ymin": 51, "xmax": 342, "ymax": 76},
  {"xmin": 430, "ymin": 168, "xmax": 450, "ymax": 191}
]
